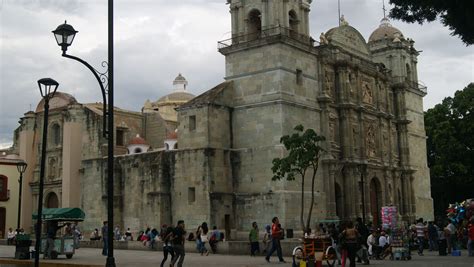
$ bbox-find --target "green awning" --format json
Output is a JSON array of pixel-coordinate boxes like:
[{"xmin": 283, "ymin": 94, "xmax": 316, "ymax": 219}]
[{"xmin": 32, "ymin": 208, "xmax": 85, "ymax": 221}]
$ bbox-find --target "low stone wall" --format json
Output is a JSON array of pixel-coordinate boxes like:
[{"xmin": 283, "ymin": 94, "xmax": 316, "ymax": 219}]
[{"xmin": 79, "ymin": 239, "xmax": 301, "ymax": 256}]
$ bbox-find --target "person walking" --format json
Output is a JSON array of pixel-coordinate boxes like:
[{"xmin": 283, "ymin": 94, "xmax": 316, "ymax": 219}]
[
  {"xmin": 468, "ymin": 218, "xmax": 474, "ymax": 257},
  {"xmin": 44, "ymin": 220, "xmax": 64, "ymax": 259},
  {"xmin": 263, "ymin": 225, "xmax": 272, "ymax": 254},
  {"xmin": 101, "ymin": 221, "xmax": 108, "ymax": 256},
  {"xmin": 446, "ymin": 221, "xmax": 457, "ymax": 253},
  {"xmin": 195, "ymin": 225, "xmax": 203, "ymax": 253},
  {"xmin": 415, "ymin": 218, "xmax": 426, "ymax": 256},
  {"xmin": 355, "ymin": 217, "xmax": 369, "ymax": 264},
  {"xmin": 427, "ymin": 221, "xmax": 438, "ymax": 251},
  {"xmin": 170, "ymin": 220, "xmax": 186, "ymax": 267},
  {"xmin": 249, "ymin": 222, "xmax": 260, "ymax": 256},
  {"xmin": 437, "ymin": 222, "xmax": 448, "ymax": 256},
  {"xmin": 200, "ymin": 222, "xmax": 210, "ymax": 256},
  {"xmin": 339, "ymin": 221, "xmax": 360, "ymax": 267},
  {"xmin": 160, "ymin": 225, "xmax": 175, "ymax": 267},
  {"xmin": 209, "ymin": 226, "xmax": 220, "ymax": 254},
  {"xmin": 265, "ymin": 217, "xmax": 285, "ymax": 263},
  {"xmin": 114, "ymin": 225, "xmax": 121, "ymax": 241}
]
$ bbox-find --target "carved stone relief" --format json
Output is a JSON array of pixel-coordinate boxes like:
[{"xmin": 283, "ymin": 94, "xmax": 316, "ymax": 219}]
[
  {"xmin": 391, "ymin": 127, "xmax": 398, "ymax": 158},
  {"xmin": 382, "ymin": 131, "xmax": 389, "ymax": 158},
  {"xmin": 48, "ymin": 157, "xmax": 57, "ymax": 180},
  {"xmin": 324, "ymin": 69, "xmax": 335, "ymax": 97},
  {"xmin": 347, "ymin": 71, "xmax": 356, "ymax": 99},
  {"xmin": 362, "ymin": 82, "xmax": 373, "ymax": 104},
  {"xmin": 366, "ymin": 124, "xmax": 376, "ymax": 158},
  {"xmin": 352, "ymin": 124, "xmax": 359, "ymax": 155}
]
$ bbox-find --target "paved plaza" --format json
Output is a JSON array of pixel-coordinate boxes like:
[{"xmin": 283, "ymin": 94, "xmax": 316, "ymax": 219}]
[{"xmin": 0, "ymin": 245, "xmax": 473, "ymax": 267}]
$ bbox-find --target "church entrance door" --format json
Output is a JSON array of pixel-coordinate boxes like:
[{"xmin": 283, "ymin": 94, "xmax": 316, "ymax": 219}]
[{"xmin": 369, "ymin": 178, "xmax": 382, "ymax": 226}]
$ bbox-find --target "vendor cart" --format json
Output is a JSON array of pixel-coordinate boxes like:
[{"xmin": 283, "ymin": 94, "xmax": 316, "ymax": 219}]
[
  {"xmin": 292, "ymin": 236, "xmax": 338, "ymax": 267},
  {"xmin": 389, "ymin": 227, "xmax": 411, "ymax": 261},
  {"xmin": 32, "ymin": 207, "xmax": 85, "ymax": 259}
]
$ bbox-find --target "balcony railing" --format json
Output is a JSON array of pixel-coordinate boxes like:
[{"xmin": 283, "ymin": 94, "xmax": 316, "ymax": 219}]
[
  {"xmin": 218, "ymin": 26, "xmax": 316, "ymax": 50},
  {"xmin": 393, "ymin": 76, "xmax": 427, "ymax": 94}
]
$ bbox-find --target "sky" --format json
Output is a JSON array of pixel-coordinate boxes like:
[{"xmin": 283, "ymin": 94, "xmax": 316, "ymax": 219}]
[{"xmin": 1, "ymin": 0, "xmax": 473, "ymax": 148}]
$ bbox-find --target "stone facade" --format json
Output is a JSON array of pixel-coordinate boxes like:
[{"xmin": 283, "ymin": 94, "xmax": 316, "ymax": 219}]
[{"xmin": 9, "ymin": 1, "xmax": 433, "ymax": 237}]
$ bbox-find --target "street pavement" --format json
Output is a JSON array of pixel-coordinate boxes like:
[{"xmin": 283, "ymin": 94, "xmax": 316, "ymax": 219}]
[{"xmin": 0, "ymin": 245, "xmax": 473, "ymax": 267}]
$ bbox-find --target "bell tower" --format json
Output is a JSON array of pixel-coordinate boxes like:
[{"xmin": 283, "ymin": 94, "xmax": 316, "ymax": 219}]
[
  {"xmin": 218, "ymin": 0, "xmax": 322, "ymax": 231},
  {"xmin": 228, "ymin": 0, "xmax": 311, "ymax": 38}
]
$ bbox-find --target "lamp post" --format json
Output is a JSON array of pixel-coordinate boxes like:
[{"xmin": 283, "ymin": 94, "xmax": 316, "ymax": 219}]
[
  {"xmin": 34, "ymin": 78, "xmax": 59, "ymax": 267},
  {"xmin": 16, "ymin": 161, "xmax": 27, "ymax": 230},
  {"xmin": 358, "ymin": 163, "xmax": 367, "ymax": 224},
  {"xmin": 52, "ymin": 11, "xmax": 115, "ymax": 266}
]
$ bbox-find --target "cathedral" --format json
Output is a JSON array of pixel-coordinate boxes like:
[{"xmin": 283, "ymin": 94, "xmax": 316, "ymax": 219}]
[{"xmin": 4, "ymin": 0, "xmax": 433, "ymax": 239}]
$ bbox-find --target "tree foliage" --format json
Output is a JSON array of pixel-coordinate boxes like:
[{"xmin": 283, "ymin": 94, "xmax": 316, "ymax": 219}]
[
  {"xmin": 271, "ymin": 125, "xmax": 325, "ymax": 232},
  {"xmin": 389, "ymin": 0, "xmax": 474, "ymax": 45},
  {"xmin": 425, "ymin": 83, "xmax": 474, "ymax": 217}
]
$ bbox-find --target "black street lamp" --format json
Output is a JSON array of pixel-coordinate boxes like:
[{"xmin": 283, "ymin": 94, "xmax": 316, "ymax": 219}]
[
  {"xmin": 53, "ymin": 10, "xmax": 115, "ymax": 267},
  {"xmin": 15, "ymin": 161, "xmax": 27, "ymax": 230},
  {"xmin": 34, "ymin": 78, "xmax": 59, "ymax": 267}
]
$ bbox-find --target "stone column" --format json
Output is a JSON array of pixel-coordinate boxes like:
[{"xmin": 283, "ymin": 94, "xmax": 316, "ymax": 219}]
[
  {"xmin": 408, "ymin": 174, "xmax": 416, "ymax": 218},
  {"xmin": 326, "ymin": 163, "xmax": 338, "ymax": 219},
  {"xmin": 230, "ymin": 4, "xmax": 239, "ymax": 37},
  {"xmin": 239, "ymin": 4, "xmax": 245, "ymax": 36}
]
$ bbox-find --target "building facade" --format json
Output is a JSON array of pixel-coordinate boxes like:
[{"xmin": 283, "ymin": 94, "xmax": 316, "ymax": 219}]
[{"xmin": 10, "ymin": 1, "xmax": 432, "ymax": 237}]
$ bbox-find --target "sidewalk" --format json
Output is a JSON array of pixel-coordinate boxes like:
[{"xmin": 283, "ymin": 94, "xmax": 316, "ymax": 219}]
[{"xmin": 0, "ymin": 245, "xmax": 473, "ymax": 267}]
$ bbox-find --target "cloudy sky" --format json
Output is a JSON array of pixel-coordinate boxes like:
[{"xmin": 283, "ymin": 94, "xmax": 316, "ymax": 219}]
[{"xmin": 1, "ymin": 0, "xmax": 472, "ymax": 148}]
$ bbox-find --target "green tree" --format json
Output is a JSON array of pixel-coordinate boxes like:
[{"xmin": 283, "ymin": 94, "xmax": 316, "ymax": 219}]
[
  {"xmin": 389, "ymin": 0, "xmax": 474, "ymax": 45},
  {"xmin": 271, "ymin": 125, "xmax": 325, "ymax": 233},
  {"xmin": 425, "ymin": 83, "xmax": 474, "ymax": 217}
]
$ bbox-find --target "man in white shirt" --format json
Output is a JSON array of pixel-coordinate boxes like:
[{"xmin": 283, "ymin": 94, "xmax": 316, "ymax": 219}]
[
  {"xmin": 446, "ymin": 222, "xmax": 457, "ymax": 254},
  {"xmin": 367, "ymin": 231, "xmax": 381, "ymax": 259},
  {"xmin": 7, "ymin": 228, "xmax": 16, "ymax": 245},
  {"xmin": 379, "ymin": 231, "xmax": 391, "ymax": 259}
]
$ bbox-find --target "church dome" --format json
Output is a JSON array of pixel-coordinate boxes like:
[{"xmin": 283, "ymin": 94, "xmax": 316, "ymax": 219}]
[
  {"xmin": 368, "ymin": 18, "xmax": 404, "ymax": 43},
  {"xmin": 35, "ymin": 92, "xmax": 78, "ymax": 112},
  {"xmin": 166, "ymin": 130, "xmax": 178, "ymax": 140},
  {"xmin": 156, "ymin": 74, "xmax": 195, "ymax": 104},
  {"xmin": 157, "ymin": 92, "xmax": 195, "ymax": 104},
  {"xmin": 129, "ymin": 134, "xmax": 148, "ymax": 145}
]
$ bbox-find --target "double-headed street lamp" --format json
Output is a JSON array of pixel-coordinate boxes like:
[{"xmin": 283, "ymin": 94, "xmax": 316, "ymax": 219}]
[
  {"xmin": 34, "ymin": 78, "xmax": 59, "ymax": 267},
  {"xmin": 52, "ymin": 16, "xmax": 115, "ymax": 267},
  {"xmin": 15, "ymin": 160, "xmax": 27, "ymax": 230}
]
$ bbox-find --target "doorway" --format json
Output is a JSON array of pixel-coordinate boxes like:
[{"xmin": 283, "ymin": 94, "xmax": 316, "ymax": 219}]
[
  {"xmin": 46, "ymin": 192, "xmax": 59, "ymax": 208},
  {"xmin": 0, "ymin": 207, "xmax": 5, "ymax": 238},
  {"xmin": 369, "ymin": 178, "xmax": 382, "ymax": 226}
]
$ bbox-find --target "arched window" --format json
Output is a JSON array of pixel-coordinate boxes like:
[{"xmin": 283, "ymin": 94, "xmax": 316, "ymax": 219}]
[
  {"xmin": 134, "ymin": 148, "xmax": 142, "ymax": 154},
  {"xmin": 46, "ymin": 192, "xmax": 59, "ymax": 208},
  {"xmin": 51, "ymin": 123, "xmax": 61, "ymax": 146},
  {"xmin": 0, "ymin": 175, "xmax": 8, "ymax": 201},
  {"xmin": 289, "ymin": 10, "xmax": 299, "ymax": 35},
  {"xmin": 174, "ymin": 143, "xmax": 178, "ymax": 149},
  {"xmin": 247, "ymin": 9, "xmax": 262, "ymax": 38}
]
